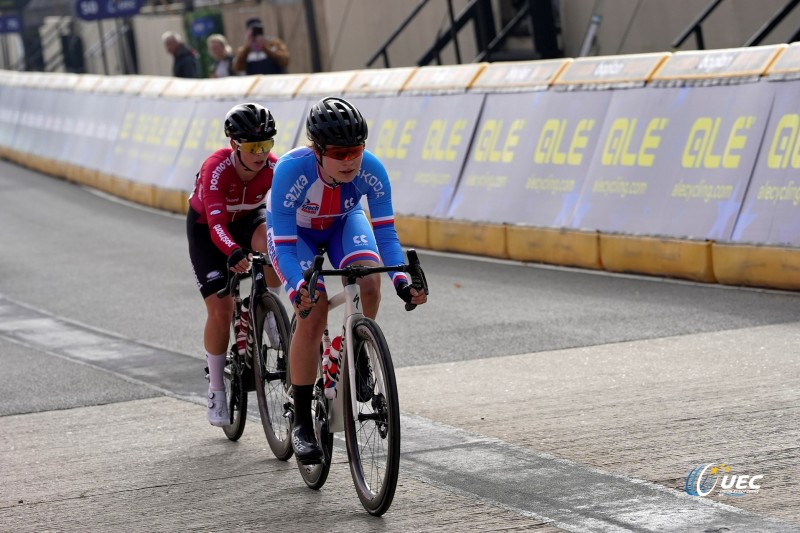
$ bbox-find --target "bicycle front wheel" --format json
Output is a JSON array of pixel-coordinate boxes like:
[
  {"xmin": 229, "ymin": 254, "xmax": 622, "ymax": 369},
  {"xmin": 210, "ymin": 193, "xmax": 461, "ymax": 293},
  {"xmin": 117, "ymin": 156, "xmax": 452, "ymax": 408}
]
[
  {"xmin": 253, "ymin": 293, "xmax": 293, "ymax": 460},
  {"xmin": 343, "ymin": 317, "xmax": 401, "ymax": 516}
]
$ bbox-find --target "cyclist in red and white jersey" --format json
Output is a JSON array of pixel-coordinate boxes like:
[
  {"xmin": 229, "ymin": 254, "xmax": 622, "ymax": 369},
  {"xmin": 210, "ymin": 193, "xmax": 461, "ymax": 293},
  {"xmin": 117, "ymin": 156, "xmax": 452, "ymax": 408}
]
[{"xmin": 187, "ymin": 102, "xmax": 282, "ymax": 427}]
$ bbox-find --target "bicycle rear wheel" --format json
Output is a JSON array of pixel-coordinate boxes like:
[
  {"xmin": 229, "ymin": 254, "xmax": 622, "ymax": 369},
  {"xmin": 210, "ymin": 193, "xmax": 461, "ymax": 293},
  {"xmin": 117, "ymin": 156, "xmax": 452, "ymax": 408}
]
[
  {"xmin": 297, "ymin": 374, "xmax": 334, "ymax": 489},
  {"xmin": 253, "ymin": 293, "xmax": 293, "ymax": 460},
  {"xmin": 343, "ymin": 317, "xmax": 400, "ymax": 516},
  {"xmin": 295, "ymin": 315, "xmax": 334, "ymax": 489},
  {"xmin": 222, "ymin": 338, "xmax": 247, "ymax": 441}
]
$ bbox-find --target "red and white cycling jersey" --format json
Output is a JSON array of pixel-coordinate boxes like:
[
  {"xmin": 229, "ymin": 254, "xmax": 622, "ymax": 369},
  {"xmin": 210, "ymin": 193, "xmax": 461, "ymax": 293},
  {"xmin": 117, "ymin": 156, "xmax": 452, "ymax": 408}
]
[{"xmin": 188, "ymin": 148, "xmax": 278, "ymax": 255}]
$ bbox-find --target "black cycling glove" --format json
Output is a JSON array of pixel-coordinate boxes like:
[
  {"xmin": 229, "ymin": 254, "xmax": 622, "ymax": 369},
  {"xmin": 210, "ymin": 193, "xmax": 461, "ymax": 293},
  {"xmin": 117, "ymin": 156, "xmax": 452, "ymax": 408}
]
[
  {"xmin": 227, "ymin": 248, "xmax": 247, "ymax": 270},
  {"xmin": 396, "ymin": 281, "xmax": 414, "ymax": 304}
]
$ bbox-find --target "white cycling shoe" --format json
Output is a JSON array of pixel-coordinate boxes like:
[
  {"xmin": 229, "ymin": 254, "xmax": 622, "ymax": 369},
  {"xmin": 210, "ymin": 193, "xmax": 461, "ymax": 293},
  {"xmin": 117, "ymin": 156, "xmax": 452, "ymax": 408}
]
[{"xmin": 207, "ymin": 389, "xmax": 229, "ymax": 427}]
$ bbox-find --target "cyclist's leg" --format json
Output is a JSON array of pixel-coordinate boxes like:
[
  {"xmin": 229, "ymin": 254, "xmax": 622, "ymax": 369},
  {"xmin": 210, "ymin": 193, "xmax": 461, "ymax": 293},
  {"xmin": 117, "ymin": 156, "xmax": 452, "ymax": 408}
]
[
  {"xmin": 282, "ymin": 228, "xmax": 329, "ymax": 462},
  {"xmin": 328, "ymin": 210, "xmax": 382, "ymax": 319},
  {"xmin": 188, "ymin": 209, "xmax": 235, "ymax": 368}
]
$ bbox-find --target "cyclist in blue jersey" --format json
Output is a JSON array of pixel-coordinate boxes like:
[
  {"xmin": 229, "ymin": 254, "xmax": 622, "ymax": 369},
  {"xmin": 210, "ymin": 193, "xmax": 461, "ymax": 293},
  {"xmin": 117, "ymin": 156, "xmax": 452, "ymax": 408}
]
[{"xmin": 267, "ymin": 96, "xmax": 427, "ymax": 463}]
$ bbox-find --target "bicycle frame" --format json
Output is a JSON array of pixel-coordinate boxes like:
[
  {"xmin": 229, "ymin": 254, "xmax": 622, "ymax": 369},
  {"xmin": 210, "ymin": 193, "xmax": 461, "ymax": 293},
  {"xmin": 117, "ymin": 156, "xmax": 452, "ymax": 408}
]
[{"xmin": 326, "ymin": 281, "xmax": 389, "ymax": 432}]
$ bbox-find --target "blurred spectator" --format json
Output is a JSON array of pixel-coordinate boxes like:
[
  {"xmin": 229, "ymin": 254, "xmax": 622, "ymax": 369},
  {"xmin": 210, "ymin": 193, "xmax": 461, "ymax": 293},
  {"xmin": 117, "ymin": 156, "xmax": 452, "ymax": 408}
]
[
  {"xmin": 162, "ymin": 31, "xmax": 200, "ymax": 79},
  {"xmin": 207, "ymin": 33, "xmax": 235, "ymax": 78},
  {"xmin": 233, "ymin": 17, "xmax": 289, "ymax": 75}
]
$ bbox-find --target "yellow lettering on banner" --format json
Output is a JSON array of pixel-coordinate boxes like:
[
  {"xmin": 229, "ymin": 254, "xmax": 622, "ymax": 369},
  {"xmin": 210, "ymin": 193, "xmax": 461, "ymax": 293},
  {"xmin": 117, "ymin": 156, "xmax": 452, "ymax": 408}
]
[
  {"xmin": 535, "ymin": 119, "xmax": 560, "ymax": 164},
  {"xmin": 639, "ymin": 118, "xmax": 668, "ymax": 167},
  {"xmin": 768, "ymin": 114, "xmax": 799, "ymax": 169},
  {"xmin": 184, "ymin": 118, "xmax": 206, "ymax": 150},
  {"xmin": 205, "ymin": 119, "xmax": 226, "ymax": 151},
  {"xmin": 723, "ymin": 116, "xmax": 754, "ymax": 168},
  {"xmin": 567, "ymin": 119, "xmax": 594, "ymax": 165},
  {"xmin": 118, "ymin": 112, "xmax": 135, "ymax": 141},
  {"xmin": 683, "ymin": 116, "xmax": 754, "ymax": 169},
  {"xmin": 375, "ymin": 119, "xmax": 398, "ymax": 159},
  {"xmin": 422, "ymin": 119, "xmax": 465, "ymax": 161},
  {"xmin": 132, "ymin": 114, "xmax": 149, "ymax": 143},
  {"xmin": 602, "ymin": 117, "xmax": 667, "ymax": 167},
  {"xmin": 535, "ymin": 119, "xmax": 593, "ymax": 166},
  {"xmin": 146, "ymin": 116, "xmax": 163, "ymax": 145},
  {"xmin": 399, "ymin": 120, "xmax": 415, "ymax": 159},
  {"xmin": 275, "ymin": 119, "xmax": 297, "ymax": 155},
  {"xmin": 474, "ymin": 119, "xmax": 521, "ymax": 163},
  {"xmin": 165, "ymin": 117, "xmax": 187, "ymax": 149}
]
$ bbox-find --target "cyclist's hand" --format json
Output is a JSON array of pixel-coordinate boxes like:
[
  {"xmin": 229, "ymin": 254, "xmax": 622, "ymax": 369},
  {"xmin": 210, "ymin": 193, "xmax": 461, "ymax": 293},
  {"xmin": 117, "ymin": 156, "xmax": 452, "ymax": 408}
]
[
  {"xmin": 397, "ymin": 282, "xmax": 427, "ymax": 306},
  {"xmin": 294, "ymin": 285, "xmax": 317, "ymax": 317},
  {"xmin": 227, "ymin": 248, "xmax": 251, "ymax": 275}
]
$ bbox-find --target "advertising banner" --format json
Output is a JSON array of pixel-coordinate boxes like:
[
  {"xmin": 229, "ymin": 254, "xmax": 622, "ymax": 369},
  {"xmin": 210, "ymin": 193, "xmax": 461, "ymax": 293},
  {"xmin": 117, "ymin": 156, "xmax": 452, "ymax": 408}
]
[
  {"xmin": 0, "ymin": 86, "xmax": 23, "ymax": 149},
  {"xmin": 165, "ymin": 97, "xmax": 309, "ymax": 192},
  {"xmin": 13, "ymin": 88, "xmax": 56, "ymax": 154},
  {"xmin": 62, "ymin": 92, "xmax": 130, "ymax": 173},
  {"xmin": 448, "ymin": 90, "xmax": 611, "ymax": 225},
  {"xmin": 573, "ymin": 82, "xmax": 776, "ymax": 239},
  {"xmin": 732, "ymin": 79, "xmax": 800, "ymax": 246},
  {"xmin": 74, "ymin": 0, "xmax": 143, "ymax": 21},
  {"xmin": 364, "ymin": 93, "xmax": 486, "ymax": 217},
  {"xmin": 108, "ymin": 97, "xmax": 195, "ymax": 185}
]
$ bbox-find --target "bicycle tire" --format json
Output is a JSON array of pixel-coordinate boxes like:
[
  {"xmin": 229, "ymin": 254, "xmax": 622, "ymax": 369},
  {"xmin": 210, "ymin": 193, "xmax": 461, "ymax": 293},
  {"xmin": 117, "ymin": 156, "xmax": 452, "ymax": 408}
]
[
  {"xmin": 222, "ymin": 321, "xmax": 247, "ymax": 440},
  {"xmin": 343, "ymin": 317, "xmax": 401, "ymax": 516},
  {"xmin": 294, "ymin": 315, "xmax": 334, "ymax": 489},
  {"xmin": 253, "ymin": 293, "xmax": 294, "ymax": 460}
]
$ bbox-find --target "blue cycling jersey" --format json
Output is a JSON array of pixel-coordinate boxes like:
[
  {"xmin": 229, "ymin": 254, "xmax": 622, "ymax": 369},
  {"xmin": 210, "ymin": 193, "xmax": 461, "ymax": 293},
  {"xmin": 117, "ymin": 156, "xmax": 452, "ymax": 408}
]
[{"xmin": 269, "ymin": 146, "xmax": 408, "ymax": 301}]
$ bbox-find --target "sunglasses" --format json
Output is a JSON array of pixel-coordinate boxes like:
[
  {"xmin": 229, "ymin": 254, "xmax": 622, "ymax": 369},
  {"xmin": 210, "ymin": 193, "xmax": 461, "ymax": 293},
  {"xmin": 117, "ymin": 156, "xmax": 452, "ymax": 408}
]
[
  {"xmin": 236, "ymin": 139, "xmax": 274, "ymax": 154},
  {"xmin": 322, "ymin": 144, "xmax": 365, "ymax": 161}
]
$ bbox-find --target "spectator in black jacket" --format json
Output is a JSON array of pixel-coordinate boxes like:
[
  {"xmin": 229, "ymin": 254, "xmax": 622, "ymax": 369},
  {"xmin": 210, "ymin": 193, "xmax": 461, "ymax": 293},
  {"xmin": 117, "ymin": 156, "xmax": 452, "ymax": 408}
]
[{"xmin": 162, "ymin": 31, "xmax": 200, "ymax": 79}]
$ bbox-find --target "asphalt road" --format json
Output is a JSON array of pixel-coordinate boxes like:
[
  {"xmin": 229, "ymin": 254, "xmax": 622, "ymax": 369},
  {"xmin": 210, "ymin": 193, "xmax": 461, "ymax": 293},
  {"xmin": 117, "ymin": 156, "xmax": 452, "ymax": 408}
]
[{"xmin": 1, "ymin": 160, "xmax": 799, "ymax": 532}]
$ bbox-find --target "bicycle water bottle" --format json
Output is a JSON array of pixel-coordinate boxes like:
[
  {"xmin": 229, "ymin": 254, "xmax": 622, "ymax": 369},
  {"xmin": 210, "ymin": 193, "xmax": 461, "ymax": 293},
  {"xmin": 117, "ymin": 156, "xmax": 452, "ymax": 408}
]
[
  {"xmin": 237, "ymin": 296, "xmax": 251, "ymax": 358},
  {"xmin": 322, "ymin": 330, "xmax": 341, "ymax": 400}
]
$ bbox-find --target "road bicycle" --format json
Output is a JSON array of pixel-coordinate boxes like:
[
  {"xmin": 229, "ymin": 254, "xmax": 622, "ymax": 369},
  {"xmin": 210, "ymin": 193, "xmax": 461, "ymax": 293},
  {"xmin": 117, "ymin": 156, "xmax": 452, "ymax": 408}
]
[
  {"xmin": 290, "ymin": 249, "xmax": 429, "ymax": 516},
  {"xmin": 214, "ymin": 252, "xmax": 292, "ymax": 448}
]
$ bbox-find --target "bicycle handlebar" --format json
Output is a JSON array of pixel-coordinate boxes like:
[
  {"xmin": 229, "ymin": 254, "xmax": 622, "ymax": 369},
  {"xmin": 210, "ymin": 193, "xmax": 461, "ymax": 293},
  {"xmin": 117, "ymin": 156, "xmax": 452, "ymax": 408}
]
[
  {"xmin": 297, "ymin": 249, "xmax": 429, "ymax": 318},
  {"xmin": 216, "ymin": 251, "xmax": 271, "ymax": 298}
]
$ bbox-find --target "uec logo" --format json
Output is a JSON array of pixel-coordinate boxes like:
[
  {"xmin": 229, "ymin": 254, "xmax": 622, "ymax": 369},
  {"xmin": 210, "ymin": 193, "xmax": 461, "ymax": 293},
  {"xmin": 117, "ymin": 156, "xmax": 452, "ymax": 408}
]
[{"xmin": 686, "ymin": 463, "xmax": 763, "ymax": 497}]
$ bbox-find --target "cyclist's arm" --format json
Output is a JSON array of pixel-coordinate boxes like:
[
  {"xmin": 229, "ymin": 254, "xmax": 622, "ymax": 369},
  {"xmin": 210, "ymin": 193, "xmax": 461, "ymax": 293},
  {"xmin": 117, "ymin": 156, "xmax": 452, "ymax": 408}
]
[
  {"xmin": 199, "ymin": 156, "xmax": 239, "ymax": 256},
  {"xmin": 362, "ymin": 152, "xmax": 410, "ymax": 289},
  {"xmin": 270, "ymin": 158, "xmax": 310, "ymax": 304}
]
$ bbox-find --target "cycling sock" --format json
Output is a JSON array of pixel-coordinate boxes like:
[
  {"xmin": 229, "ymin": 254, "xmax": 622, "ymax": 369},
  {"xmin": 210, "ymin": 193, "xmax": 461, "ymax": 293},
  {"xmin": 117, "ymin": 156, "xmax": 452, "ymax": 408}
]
[
  {"xmin": 206, "ymin": 352, "xmax": 226, "ymax": 391},
  {"xmin": 268, "ymin": 285, "xmax": 281, "ymax": 296},
  {"xmin": 292, "ymin": 384, "xmax": 313, "ymax": 428}
]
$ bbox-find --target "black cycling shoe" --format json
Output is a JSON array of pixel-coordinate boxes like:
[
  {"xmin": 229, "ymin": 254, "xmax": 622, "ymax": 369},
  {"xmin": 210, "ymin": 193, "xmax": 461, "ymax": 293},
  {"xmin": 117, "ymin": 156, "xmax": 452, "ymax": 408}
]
[
  {"xmin": 292, "ymin": 424, "xmax": 323, "ymax": 465},
  {"xmin": 354, "ymin": 344, "xmax": 374, "ymax": 402}
]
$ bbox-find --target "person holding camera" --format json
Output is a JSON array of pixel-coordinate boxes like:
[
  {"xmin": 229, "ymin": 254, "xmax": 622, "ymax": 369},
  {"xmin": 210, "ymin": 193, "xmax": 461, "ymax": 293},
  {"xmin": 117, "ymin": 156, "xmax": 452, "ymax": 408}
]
[{"xmin": 233, "ymin": 17, "xmax": 290, "ymax": 76}]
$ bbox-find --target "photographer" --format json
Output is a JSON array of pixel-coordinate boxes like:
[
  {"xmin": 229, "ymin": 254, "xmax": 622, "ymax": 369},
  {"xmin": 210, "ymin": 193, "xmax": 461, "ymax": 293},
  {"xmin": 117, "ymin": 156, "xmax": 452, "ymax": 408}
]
[{"xmin": 233, "ymin": 17, "xmax": 290, "ymax": 76}]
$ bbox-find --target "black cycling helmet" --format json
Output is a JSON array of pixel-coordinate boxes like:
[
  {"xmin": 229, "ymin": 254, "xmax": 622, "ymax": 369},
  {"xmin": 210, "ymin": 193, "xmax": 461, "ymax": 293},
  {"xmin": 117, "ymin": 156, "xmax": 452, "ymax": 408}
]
[
  {"xmin": 224, "ymin": 103, "xmax": 276, "ymax": 142},
  {"xmin": 306, "ymin": 96, "xmax": 368, "ymax": 147}
]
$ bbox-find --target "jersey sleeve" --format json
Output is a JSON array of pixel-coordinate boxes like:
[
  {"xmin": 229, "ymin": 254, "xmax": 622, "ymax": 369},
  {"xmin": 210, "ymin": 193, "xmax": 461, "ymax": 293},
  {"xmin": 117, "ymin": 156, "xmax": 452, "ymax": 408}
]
[
  {"xmin": 270, "ymin": 155, "xmax": 309, "ymax": 302},
  {"xmin": 361, "ymin": 152, "xmax": 409, "ymax": 288},
  {"xmin": 199, "ymin": 154, "xmax": 239, "ymax": 256}
]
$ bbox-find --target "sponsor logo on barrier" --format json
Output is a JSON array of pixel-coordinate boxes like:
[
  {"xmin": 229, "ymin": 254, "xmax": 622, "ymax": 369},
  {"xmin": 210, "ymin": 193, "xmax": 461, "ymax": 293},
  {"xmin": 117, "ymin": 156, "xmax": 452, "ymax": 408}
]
[
  {"xmin": 535, "ymin": 119, "xmax": 596, "ymax": 166},
  {"xmin": 682, "ymin": 116, "xmax": 755, "ymax": 169},
  {"xmin": 686, "ymin": 463, "xmax": 763, "ymax": 497},
  {"xmin": 696, "ymin": 54, "xmax": 734, "ymax": 72},
  {"xmin": 593, "ymin": 61, "xmax": 625, "ymax": 77},
  {"xmin": 767, "ymin": 113, "xmax": 800, "ymax": 169},
  {"xmin": 374, "ymin": 119, "xmax": 416, "ymax": 160},
  {"xmin": 601, "ymin": 117, "xmax": 669, "ymax": 167},
  {"xmin": 423, "ymin": 119, "xmax": 467, "ymax": 161},
  {"xmin": 474, "ymin": 119, "xmax": 524, "ymax": 163}
]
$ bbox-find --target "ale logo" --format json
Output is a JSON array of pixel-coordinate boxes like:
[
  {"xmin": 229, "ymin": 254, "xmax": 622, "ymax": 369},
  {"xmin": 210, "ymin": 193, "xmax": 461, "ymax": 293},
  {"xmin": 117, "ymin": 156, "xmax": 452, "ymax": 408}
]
[{"xmin": 685, "ymin": 463, "xmax": 763, "ymax": 497}]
